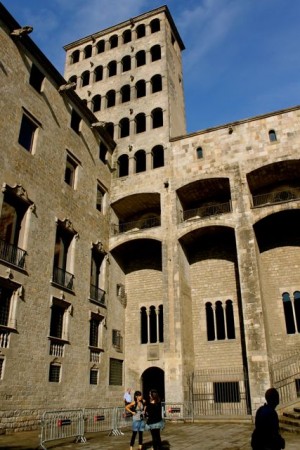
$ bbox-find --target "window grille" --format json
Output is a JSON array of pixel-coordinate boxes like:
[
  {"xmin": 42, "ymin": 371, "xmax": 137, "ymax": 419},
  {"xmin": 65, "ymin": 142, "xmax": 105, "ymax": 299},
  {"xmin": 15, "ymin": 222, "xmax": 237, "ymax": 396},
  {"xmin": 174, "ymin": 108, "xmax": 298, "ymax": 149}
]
[
  {"xmin": 213, "ymin": 381, "xmax": 240, "ymax": 403},
  {"xmin": 49, "ymin": 363, "xmax": 61, "ymax": 382},
  {"xmin": 109, "ymin": 358, "xmax": 123, "ymax": 385},
  {"xmin": 90, "ymin": 369, "xmax": 98, "ymax": 385}
]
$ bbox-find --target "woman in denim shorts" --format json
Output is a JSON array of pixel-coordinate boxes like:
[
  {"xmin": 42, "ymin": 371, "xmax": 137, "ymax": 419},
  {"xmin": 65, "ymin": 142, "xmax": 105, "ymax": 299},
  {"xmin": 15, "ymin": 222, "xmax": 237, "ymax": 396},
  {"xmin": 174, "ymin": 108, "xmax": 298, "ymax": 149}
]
[{"xmin": 125, "ymin": 390, "xmax": 146, "ymax": 450}]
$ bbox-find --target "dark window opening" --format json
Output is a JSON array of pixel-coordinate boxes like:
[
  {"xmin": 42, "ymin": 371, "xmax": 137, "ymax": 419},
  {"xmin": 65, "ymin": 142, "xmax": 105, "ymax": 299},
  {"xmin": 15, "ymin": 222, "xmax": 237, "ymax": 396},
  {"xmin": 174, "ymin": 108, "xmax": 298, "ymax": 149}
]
[
  {"xmin": 106, "ymin": 90, "xmax": 116, "ymax": 108},
  {"xmin": 135, "ymin": 113, "xmax": 146, "ymax": 133},
  {"xmin": 94, "ymin": 65, "xmax": 103, "ymax": 82},
  {"xmin": 214, "ymin": 382, "xmax": 240, "ymax": 403},
  {"xmin": 109, "ymin": 358, "xmax": 123, "ymax": 385},
  {"xmin": 71, "ymin": 50, "xmax": 79, "ymax": 64},
  {"xmin": 108, "ymin": 61, "xmax": 117, "ymax": 77},
  {"xmin": 70, "ymin": 109, "xmax": 81, "ymax": 133},
  {"xmin": 152, "ymin": 108, "xmax": 163, "ymax": 128},
  {"xmin": 119, "ymin": 118, "xmax": 130, "ymax": 138},
  {"xmin": 123, "ymin": 29, "xmax": 132, "ymax": 43},
  {"xmin": 135, "ymin": 149, "xmax": 146, "ymax": 173},
  {"xmin": 92, "ymin": 95, "xmax": 101, "ymax": 112},
  {"xmin": 97, "ymin": 40, "xmax": 105, "ymax": 53},
  {"xmin": 121, "ymin": 85, "xmax": 131, "ymax": 103},
  {"xmin": 269, "ymin": 129, "xmax": 277, "ymax": 142},
  {"xmin": 150, "ymin": 19, "xmax": 160, "ymax": 33},
  {"xmin": 118, "ymin": 154, "xmax": 129, "ymax": 177},
  {"xmin": 136, "ymin": 80, "xmax": 146, "ymax": 98},
  {"xmin": 151, "ymin": 45, "xmax": 161, "ymax": 62},
  {"xmin": 136, "ymin": 24, "xmax": 145, "ymax": 38},
  {"xmin": 151, "ymin": 74, "xmax": 162, "ymax": 93},
  {"xmin": 18, "ymin": 114, "xmax": 38, "ymax": 152},
  {"xmin": 109, "ymin": 35, "xmax": 118, "ymax": 49},
  {"xmin": 121, "ymin": 55, "xmax": 131, "ymax": 72},
  {"xmin": 84, "ymin": 45, "xmax": 92, "ymax": 59},
  {"xmin": 29, "ymin": 64, "xmax": 44, "ymax": 92},
  {"xmin": 152, "ymin": 145, "xmax": 164, "ymax": 168},
  {"xmin": 81, "ymin": 70, "xmax": 90, "ymax": 87},
  {"xmin": 136, "ymin": 50, "xmax": 146, "ymax": 67},
  {"xmin": 49, "ymin": 364, "xmax": 60, "ymax": 382}
]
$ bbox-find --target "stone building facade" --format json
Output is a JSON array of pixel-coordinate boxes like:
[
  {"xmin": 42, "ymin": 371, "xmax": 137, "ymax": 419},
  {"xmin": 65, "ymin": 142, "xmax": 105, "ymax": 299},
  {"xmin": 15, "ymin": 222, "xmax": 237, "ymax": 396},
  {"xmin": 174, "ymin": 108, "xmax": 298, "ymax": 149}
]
[{"xmin": 1, "ymin": 2, "xmax": 300, "ymax": 431}]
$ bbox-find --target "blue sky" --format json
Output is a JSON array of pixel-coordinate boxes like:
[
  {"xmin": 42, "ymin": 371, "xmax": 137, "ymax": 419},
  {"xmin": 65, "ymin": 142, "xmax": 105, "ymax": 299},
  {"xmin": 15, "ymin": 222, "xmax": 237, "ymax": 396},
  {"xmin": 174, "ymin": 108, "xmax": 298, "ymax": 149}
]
[{"xmin": 3, "ymin": 0, "xmax": 300, "ymax": 133}]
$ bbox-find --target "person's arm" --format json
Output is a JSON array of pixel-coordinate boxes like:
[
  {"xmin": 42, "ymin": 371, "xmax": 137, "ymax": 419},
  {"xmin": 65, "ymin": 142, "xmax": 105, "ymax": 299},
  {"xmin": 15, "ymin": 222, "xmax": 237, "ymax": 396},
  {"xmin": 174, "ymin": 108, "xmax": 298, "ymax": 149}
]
[{"xmin": 125, "ymin": 401, "xmax": 135, "ymax": 415}]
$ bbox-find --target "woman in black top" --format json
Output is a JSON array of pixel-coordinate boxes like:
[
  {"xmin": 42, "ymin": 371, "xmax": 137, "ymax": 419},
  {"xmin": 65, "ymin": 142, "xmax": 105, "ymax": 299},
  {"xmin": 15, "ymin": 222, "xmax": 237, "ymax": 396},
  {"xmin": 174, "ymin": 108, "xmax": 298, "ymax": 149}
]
[{"xmin": 145, "ymin": 389, "xmax": 164, "ymax": 450}]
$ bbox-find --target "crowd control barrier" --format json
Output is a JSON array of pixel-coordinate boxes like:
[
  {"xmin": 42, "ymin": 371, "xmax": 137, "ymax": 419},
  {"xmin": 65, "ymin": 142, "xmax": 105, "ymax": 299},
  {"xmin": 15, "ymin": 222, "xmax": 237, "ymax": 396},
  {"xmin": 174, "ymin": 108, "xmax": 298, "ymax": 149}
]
[
  {"xmin": 83, "ymin": 407, "xmax": 115, "ymax": 434},
  {"xmin": 39, "ymin": 409, "xmax": 86, "ymax": 450}
]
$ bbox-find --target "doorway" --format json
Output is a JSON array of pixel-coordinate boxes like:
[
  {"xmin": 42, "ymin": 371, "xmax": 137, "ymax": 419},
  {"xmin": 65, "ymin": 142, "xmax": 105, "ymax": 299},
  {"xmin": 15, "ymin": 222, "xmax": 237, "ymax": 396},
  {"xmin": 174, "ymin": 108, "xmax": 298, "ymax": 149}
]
[{"xmin": 142, "ymin": 367, "xmax": 165, "ymax": 401}]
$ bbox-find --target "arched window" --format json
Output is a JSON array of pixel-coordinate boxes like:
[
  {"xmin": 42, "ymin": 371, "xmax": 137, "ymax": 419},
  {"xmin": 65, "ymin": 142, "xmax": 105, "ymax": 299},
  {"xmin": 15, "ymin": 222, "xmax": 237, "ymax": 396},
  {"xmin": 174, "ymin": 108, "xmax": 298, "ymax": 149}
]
[
  {"xmin": 109, "ymin": 34, "xmax": 118, "ymax": 49},
  {"xmin": 206, "ymin": 303, "xmax": 215, "ymax": 341},
  {"xmin": 135, "ymin": 149, "xmax": 146, "ymax": 173},
  {"xmin": 152, "ymin": 145, "xmax": 164, "ymax": 168},
  {"xmin": 150, "ymin": 18, "xmax": 160, "ymax": 33},
  {"xmin": 105, "ymin": 122, "xmax": 114, "ymax": 139},
  {"xmin": 135, "ymin": 80, "xmax": 146, "ymax": 98},
  {"xmin": 94, "ymin": 65, "xmax": 103, "ymax": 82},
  {"xmin": 151, "ymin": 74, "xmax": 162, "ymax": 93},
  {"xmin": 92, "ymin": 95, "xmax": 101, "ymax": 112},
  {"xmin": 108, "ymin": 60, "xmax": 117, "ymax": 77},
  {"xmin": 152, "ymin": 108, "xmax": 163, "ymax": 128},
  {"xmin": 141, "ymin": 307, "xmax": 148, "ymax": 344},
  {"xmin": 121, "ymin": 55, "xmax": 131, "ymax": 72},
  {"xmin": 84, "ymin": 44, "xmax": 92, "ymax": 59},
  {"xmin": 123, "ymin": 29, "xmax": 132, "ymax": 43},
  {"xmin": 216, "ymin": 301, "xmax": 225, "ymax": 340},
  {"xmin": 136, "ymin": 24, "xmax": 146, "ymax": 39},
  {"xmin": 70, "ymin": 50, "xmax": 80, "ymax": 64},
  {"xmin": 225, "ymin": 300, "xmax": 235, "ymax": 339},
  {"xmin": 106, "ymin": 90, "xmax": 116, "ymax": 108},
  {"xmin": 136, "ymin": 50, "xmax": 146, "ymax": 67},
  {"xmin": 96, "ymin": 40, "xmax": 105, "ymax": 53},
  {"xmin": 68, "ymin": 75, "xmax": 77, "ymax": 89},
  {"xmin": 269, "ymin": 129, "xmax": 277, "ymax": 142},
  {"xmin": 149, "ymin": 306, "xmax": 157, "ymax": 343},
  {"xmin": 282, "ymin": 292, "xmax": 295, "ymax": 334},
  {"xmin": 81, "ymin": 70, "xmax": 90, "ymax": 87},
  {"xmin": 294, "ymin": 291, "xmax": 300, "ymax": 332},
  {"xmin": 196, "ymin": 147, "xmax": 203, "ymax": 159},
  {"xmin": 118, "ymin": 154, "xmax": 129, "ymax": 177},
  {"xmin": 121, "ymin": 85, "xmax": 131, "ymax": 103},
  {"xmin": 135, "ymin": 113, "xmax": 146, "ymax": 133},
  {"xmin": 119, "ymin": 118, "xmax": 130, "ymax": 138},
  {"xmin": 158, "ymin": 305, "xmax": 164, "ymax": 342},
  {"xmin": 151, "ymin": 45, "xmax": 161, "ymax": 62}
]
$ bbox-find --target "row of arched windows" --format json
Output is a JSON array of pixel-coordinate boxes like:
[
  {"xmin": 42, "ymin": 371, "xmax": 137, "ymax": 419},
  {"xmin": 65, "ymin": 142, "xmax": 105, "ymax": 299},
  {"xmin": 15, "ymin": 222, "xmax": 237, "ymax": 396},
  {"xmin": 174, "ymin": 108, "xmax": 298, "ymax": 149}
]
[
  {"xmin": 95, "ymin": 109, "xmax": 163, "ymax": 141},
  {"xmin": 140, "ymin": 305, "xmax": 164, "ymax": 344},
  {"xmin": 118, "ymin": 145, "xmax": 164, "ymax": 177},
  {"xmin": 85, "ymin": 76, "xmax": 162, "ymax": 112},
  {"xmin": 206, "ymin": 300, "xmax": 236, "ymax": 341},
  {"xmin": 69, "ymin": 19, "xmax": 161, "ymax": 64},
  {"xmin": 69, "ymin": 45, "xmax": 162, "ymax": 88}
]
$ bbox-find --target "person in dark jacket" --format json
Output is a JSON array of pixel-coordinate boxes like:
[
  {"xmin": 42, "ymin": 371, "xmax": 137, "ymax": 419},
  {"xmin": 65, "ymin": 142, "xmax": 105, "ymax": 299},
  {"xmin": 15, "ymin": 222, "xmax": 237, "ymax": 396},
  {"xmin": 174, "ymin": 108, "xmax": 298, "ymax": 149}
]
[
  {"xmin": 251, "ymin": 388, "xmax": 285, "ymax": 450},
  {"xmin": 145, "ymin": 389, "xmax": 164, "ymax": 450}
]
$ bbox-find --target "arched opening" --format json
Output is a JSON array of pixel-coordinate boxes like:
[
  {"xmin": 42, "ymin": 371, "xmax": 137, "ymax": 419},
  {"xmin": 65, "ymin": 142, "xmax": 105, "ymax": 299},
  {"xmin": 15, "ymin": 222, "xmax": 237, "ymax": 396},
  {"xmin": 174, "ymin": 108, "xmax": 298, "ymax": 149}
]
[{"xmin": 142, "ymin": 367, "xmax": 165, "ymax": 402}]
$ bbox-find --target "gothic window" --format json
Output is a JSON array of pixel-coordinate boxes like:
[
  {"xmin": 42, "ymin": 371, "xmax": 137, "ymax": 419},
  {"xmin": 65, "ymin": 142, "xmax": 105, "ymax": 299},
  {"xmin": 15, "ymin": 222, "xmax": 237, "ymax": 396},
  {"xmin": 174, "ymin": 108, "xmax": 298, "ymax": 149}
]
[
  {"xmin": 150, "ymin": 19, "xmax": 160, "ymax": 33},
  {"xmin": 151, "ymin": 108, "xmax": 163, "ymax": 128},
  {"xmin": 135, "ymin": 113, "xmax": 146, "ymax": 133},
  {"xmin": 121, "ymin": 55, "xmax": 131, "ymax": 72},
  {"xmin": 108, "ymin": 60, "xmax": 117, "ymax": 77},
  {"xmin": 52, "ymin": 219, "xmax": 76, "ymax": 290},
  {"xmin": 119, "ymin": 118, "xmax": 130, "ymax": 138},
  {"xmin": 96, "ymin": 40, "xmax": 105, "ymax": 53},
  {"xmin": 282, "ymin": 291, "xmax": 300, "ymax": 334},
  {"xmin": 91, "ymin": 95, "xmax": 101, "ymax": 112},
  {"xmin": 205, "ymin": 300, "xmax": 236, "ymax": 341},
  {"xmin": 70, "ymin": 49, "xmax": 79, "ymax": 64},
  {"xmin": 118, "ymin": 154, "xmax": 129, "ymax": 177},
  {"xmin": 106, "ymin": 90, "xmax": 116, "ymax": 108},
  {"xmin": 81, "ymin": 70, "xmax": 90, "ymax": 87},
  {"xmin": 136, "ymin": 50, "xmax": 146, "ymax": 67},
  {"xmin": 84, "ymin": 44, "xmax": 92, "ymax": 59},
  {"xmin": 90, "ymin": 243, "xmax": 106, "ymax": 304},
  {"xmin": 121, "ymin": 85, "xmax": 131, "ymax": 103},
  {"xmin": 136, "ymin": 24, "xmax": 146, "ymax": 38},
  {"xmin": 269, "ymin": 129, "xmax": 277, "ymax": 142},
  {"xmin": 196, "ymin": 147, "xmax": 203, "ymax": 159},
  {"xmin": 151, "ymin": 74, "xmax": 162, "ymax": 93},
  {"xmin": 109, "ymin": 34, "xmax": 118, "ymax": 49},
  {"xmin": 135, "ymin": 149, "xmax": 146, "ymax": 173},
  {"xmin": 140, "ymin": 305, "xmax": 164, "ymax": 344},
  {"xmin": 123, "ymin": 29, "xmax": 132, "ymax": 43},
  {"xmin": 150, "ymin": 45, "xmax": 161, "ymax": 62},
  {"xmin": 136, "ymin": 80, "xmax": 146, "ymax": 98},
  {"xmin": 94, "ymin": 65, "xmax": 103, "ymax": 82},
  {"xmin": 152, "ymin": 145, "xmax": 164, "ymax": 169}
]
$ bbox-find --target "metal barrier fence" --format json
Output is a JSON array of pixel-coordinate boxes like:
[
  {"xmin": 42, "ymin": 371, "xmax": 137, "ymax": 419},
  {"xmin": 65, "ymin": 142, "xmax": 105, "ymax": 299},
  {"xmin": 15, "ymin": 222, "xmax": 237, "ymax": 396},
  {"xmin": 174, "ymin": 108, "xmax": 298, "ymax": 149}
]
[
  {"xmin": 83, "ymin": 407, "xmax": 114, "ymax": 435},
  {"xmin": 163, "ymin": 402, "xmax": 193, "ymax": 421},
  {"xmin": 39, "ymin": 409, "xmax": 85, "ymax": 450}
]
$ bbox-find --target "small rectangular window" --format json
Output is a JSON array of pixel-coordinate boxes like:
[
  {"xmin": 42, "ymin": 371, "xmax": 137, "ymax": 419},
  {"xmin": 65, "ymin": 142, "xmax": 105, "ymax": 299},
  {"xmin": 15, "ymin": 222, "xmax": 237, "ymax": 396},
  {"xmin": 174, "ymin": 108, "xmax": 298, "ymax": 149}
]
[
  {"xmin": 109, "ymin": 358, "xmax": 123, "ymax": 385},
  {"xmin": 29, "ymin": 64, "xmax": 45, "ymax": 92},
  {"xmin": 96, "ymin": 183, "xmax": 105, "ymax": 212},
  {"xmin": 49, "ymin": 363, "xmax": 61, "ymax": 382},
  {"xmin": 18, "ymin": 113, "xmax": 38, "ymax": 152},
  {"xmin": 0, "ymin": 357, "xmax": 4, "ymax": 379},
  {"xmin": 70, "ymin": 109, "xmax": 81, "ymax": 133},
  {"xmin": 112, "ymin": 329, "xmax": 121, "ymax": 348},
  {"xmin": 64, "ymin": 154, "xmax": 78, "ymax": 188},
  {"xmin": 90, "ymin": 317, "xmax": 100, "ymax": 348},
  {"xmin": 90, "ymin": 368, "xmax": 98, "ymax": 385}
]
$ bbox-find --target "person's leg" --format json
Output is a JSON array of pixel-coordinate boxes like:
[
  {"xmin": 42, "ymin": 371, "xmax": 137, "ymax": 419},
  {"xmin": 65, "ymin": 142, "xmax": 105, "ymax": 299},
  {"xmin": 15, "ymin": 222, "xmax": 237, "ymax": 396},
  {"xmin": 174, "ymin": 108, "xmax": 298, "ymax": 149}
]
[
  {"xmin": 138, "ymin": 431, "xmax": 143, "ymax": 448},
  {"xmin": 151, "ymin": 429, "xmax": 161, "ymax": 450},
  {"xmin": 130, "ymin": 431, "xmax": 137, "ymax": 447}
]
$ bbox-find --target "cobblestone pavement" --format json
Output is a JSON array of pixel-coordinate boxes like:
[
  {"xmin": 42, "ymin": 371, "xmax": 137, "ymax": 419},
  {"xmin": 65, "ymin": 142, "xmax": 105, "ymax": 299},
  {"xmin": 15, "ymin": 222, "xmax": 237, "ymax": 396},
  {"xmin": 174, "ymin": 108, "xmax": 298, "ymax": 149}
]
[{"xmin": 1, "ymin": 422, "xmax": 300, "ymax": 450}]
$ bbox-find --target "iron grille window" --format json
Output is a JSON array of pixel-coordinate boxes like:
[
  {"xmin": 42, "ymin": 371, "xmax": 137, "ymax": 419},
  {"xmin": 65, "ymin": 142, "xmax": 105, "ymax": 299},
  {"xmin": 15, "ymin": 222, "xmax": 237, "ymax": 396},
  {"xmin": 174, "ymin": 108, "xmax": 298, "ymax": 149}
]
[
  {"xmin": 90, "ymin": 369, "xmax": 98, "ymax": 385},
  {"xmin": 213, "ymin": 382, "xmax": 240, "ymax": 403},
  {"xmin": 109, "ymin": 358, "xmax": 123, "ymax": 385},
  {"xmin": 0, "ymin": 287, "xmax": 11, "ymax": 326},
  {"xmin": 90, "ymin": 318, "xmax": 100, "ymax": 347},
  {"xmin": 49, "ymin": 364, "xmax": 61, "ymax": 382}
]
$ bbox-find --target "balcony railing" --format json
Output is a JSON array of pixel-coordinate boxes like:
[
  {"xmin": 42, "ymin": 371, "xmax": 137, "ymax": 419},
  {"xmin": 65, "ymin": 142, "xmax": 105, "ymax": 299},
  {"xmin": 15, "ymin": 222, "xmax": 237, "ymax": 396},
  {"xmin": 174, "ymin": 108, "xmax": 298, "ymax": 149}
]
[
  {"xmin": 0, "ymin": 239, "xmax": 26, "ymax": 269},
  {"xmin": 0, "ymin": 331, "xmax": 9, "ymax": 348},
  {"xmin": 182, "ymin": 201, "xmax": 232, "ymax": 222},
  {"xmin": 253, "ymin": 189, "xmax": 300, "ymax": 208},
  {"xmin": 52, "ymin": 266, "xmax": 74, "ymax": 290},
  {"xmin": 90, "ymin": 284, "xmax": 106, "ymax": 306},
  {"xmin": 49, "ymin": 341, "xmax": 64, "ymax": 357},
  {"xmin": 112, "ymin": 216, "xmax": 161, "ymax": 235}
]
